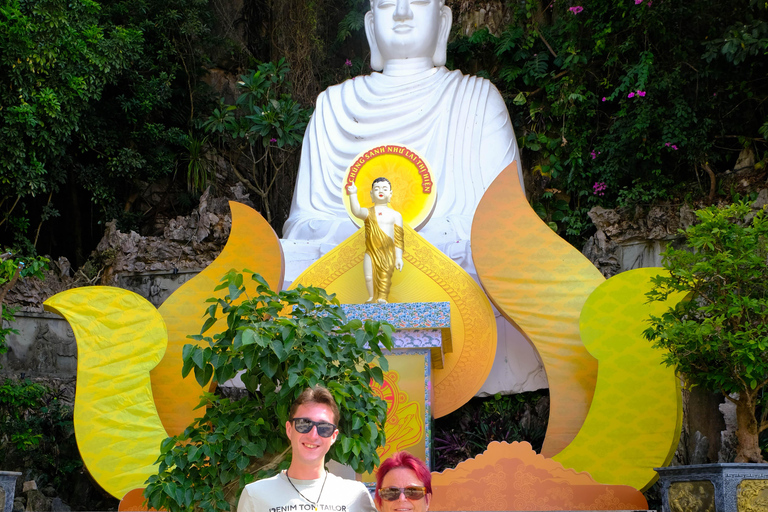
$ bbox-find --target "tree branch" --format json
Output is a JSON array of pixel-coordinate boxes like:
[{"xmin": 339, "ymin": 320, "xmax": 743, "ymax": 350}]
[
  {"xmin": 701, "ymin": 161, "xmax": 716, "ymax": 204},
  {"xmin": 535, "ymin": 26, "xmax": 558, "ymax": 58}
]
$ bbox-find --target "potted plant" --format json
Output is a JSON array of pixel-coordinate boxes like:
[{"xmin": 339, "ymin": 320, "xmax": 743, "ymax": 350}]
[{"xmin": 644, "ymin": 202, "xmax": 768, "ymax": 511}]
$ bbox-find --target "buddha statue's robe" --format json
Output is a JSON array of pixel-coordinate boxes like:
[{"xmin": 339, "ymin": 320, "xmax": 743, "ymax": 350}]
[
  {"xmin": 281, "ymin": 66, "xmax": 523, "ymax": 282},
  {"xmin": 280, "ymin": 66, "xmax": 546, "ymax": 398},
  {"xmin": 364, "ymin": 207, "xmax": 405, "ymax": 302}
]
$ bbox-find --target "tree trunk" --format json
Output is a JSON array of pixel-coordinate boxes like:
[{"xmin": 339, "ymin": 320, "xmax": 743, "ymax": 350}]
[{"xmin": 734, "ymin": 392, "xmax": 765, "ymax": 463}]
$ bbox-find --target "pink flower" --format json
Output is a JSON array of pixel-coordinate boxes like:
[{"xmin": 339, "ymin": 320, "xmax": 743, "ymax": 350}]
[
  {"xmin": 593, "ymin": 182, "xmax": 607, "ymax": 196},
  {"xmin": 569, "ymin": 6, "xmax": 583, "ymax": 13},
  {"xmin": 635, "ymin": 0, "xmax": 643, "ymax": 3},
  {"xmin": 637, "ymin": 90, "xmax": 646, "ymax": 97},
  {"xmin": 671, "ymin": 144, "xmax": 678, "ymax": 150},
  {"xmin": 665, "ymin": 142, "xmax": 679, "ymax": 150},
  {"xmin": 270, "ymin": 138, "xmax": 277, "ymax": 143},
  {"xmin": 590, "ymin": 150, "xmax": 601, "ymax": 160},
  {"xmin": 627, "ymin": 92, "xmax": 635, "ymax": 98},
  {"xmin": 344, "ymin": 59, "xmax": 352, "ymax": 67},
  {"xmin": 602, "ymin": 97, "xmax": 607, "ymax": 102}
]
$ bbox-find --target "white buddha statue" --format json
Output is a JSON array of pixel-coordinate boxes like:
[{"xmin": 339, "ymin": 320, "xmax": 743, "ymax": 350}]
[
  {"xmin": 281, "ymin": 0, "xmax": 545, "ymax": 396},
  {"xmin": 281, "ymin": 0, "xmax": 524, "ymax": 281}
]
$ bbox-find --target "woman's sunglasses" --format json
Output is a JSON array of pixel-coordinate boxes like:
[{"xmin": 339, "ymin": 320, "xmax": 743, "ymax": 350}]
[
  {"xmin": 290, "ymin": 417, "xmax": 337, "ymax": 438},
  {"xmin": 378, "ymin": 486, "xmax": 427, "ymax": 501}
]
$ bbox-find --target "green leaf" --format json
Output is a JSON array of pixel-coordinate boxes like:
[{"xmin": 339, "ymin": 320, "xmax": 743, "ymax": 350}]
[
  {"xmin": 191, "ymin": 348, "xmax": 205, "ymax": 369},
  {"xmin": 263, "ymin": 354, "xmax": 279, "ymax": 379},
  {"xmin": 370, "ymin": 366, "xmax": 384, "ymax": 386}
]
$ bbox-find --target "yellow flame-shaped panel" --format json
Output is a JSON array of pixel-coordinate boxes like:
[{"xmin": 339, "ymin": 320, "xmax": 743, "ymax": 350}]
[
  {"xmin": 44, "ymin": 287, "xmax": 169, "ymax": 499},
  {"xmin": 472, "ymin": 162, "xmax": 605, "ymax": 457},
  {"xmin": 153, "ymin": 201, "xmax": 284, "ymax": 435},
  {"xmin": 553, "ymin": 268, "xmax": 685, "ymax": 491}
]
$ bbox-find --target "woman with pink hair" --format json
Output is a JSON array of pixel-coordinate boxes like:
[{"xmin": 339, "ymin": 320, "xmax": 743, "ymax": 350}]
[{"xmin": 374, "ymin": 452, "xmax": 432, "ymax": 512}]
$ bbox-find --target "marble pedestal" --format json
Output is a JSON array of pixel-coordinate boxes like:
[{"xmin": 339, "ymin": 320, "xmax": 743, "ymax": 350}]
[
  {"xmin": 655, "ymin": 463, "xmax": 768, "ymax": 512},
  {"xmin": 0, "ymin": 471, "xmax": 21, "ymax": 512},
  {"xmin": 341, "ymin": 302, "xmax": 449, "ymax": 480}
]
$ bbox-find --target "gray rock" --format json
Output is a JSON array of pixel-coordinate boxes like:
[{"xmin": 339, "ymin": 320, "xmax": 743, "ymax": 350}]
[
  {"xmin": 690, "ymin": 430, "xmax": 710, "ymax": 465},
  {"xmin": 13, "ymin": 499, "xmax": 24, "ymax": 512},
  {"xmin": 752, "ymin": 188, "xmax": 768, "ymax": 210},
  {"xmin": 24, "ymin": 490, "xmax": 50, "ymax": 512},
  {"xmin": 50, "ymin": 498, "xmax": 70, "ymax": 512}
]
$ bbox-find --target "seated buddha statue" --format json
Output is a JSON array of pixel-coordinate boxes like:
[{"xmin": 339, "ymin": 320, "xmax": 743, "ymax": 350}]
[
  {"xmin": 281, "ymin": 0, "xmax": 524, "ymax": 283},
  {"xmin": 281, "ymin": 0, "xmax": 544, "ymax": 396}
]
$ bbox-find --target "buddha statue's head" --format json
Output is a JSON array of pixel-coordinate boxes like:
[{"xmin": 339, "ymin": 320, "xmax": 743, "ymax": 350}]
[
  {"xmin": 365, "ymin": 0, "xmax": 453, "ymax": 73},
  {"xmin": 371, "ymin": 177, "xmax": 393, "ymax": 205}
]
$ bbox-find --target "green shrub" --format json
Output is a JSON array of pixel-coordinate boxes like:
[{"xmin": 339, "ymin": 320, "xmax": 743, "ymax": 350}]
[
  {"xmin": 144, "ymin": 270, "xmax": 393, "ymax": 512},
  {"xmin": 645, "ymin": 202, "xmax": 768, "ymax": 462},
  {"xmin": 0, "ymin": 379, "xmax": 81, "ymax": 488}
]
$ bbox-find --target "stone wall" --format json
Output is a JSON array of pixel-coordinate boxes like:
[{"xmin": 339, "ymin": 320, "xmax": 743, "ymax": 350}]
[
  {"xmin": 581, "ymin": 203, "xmax": 696, "ymax": 278},
  {"xmin": 0, "ymin": 186, "xmax": 247, "ymax": 382}
]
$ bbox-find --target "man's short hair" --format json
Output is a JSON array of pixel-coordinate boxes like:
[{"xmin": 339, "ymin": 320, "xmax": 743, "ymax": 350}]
[
  {"xmin": 290, "ymin": 385, "xmax": 340, "ymax": 425},
  {"xmin": 372, "ymin": 177, "xmax": 391, "ymax": 189}
]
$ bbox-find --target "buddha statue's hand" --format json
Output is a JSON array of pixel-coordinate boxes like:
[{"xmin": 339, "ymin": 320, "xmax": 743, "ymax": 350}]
[
  {"xmin": 347, "ymin": 183, "xmax": 357, "ymax": 194},
  {"xmin": 395, "ymin": 257, "xmax": 403, "ymax": 271}
]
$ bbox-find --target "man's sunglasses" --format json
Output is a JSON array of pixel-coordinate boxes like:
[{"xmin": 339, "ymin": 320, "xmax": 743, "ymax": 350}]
[
  {"xmin": 290, "ymin": 417, "xmax": 337, "ymax": 438},
  {"xmin": 378, "ymin": 486, "xmax": 427, "ymax": 501}
]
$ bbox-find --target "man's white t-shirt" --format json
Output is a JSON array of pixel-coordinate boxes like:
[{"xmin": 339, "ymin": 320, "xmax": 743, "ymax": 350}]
[{"xmin": 237, "ymin": 471, "xmax": 376, "ymax": 512}]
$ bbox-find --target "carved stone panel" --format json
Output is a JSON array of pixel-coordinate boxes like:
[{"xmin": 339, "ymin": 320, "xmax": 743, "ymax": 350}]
[
  {"xmin": 669, "ymin": 480, "xmax": 715, "ymax": 512},
  {"xmin": 737, "ymin": 479, "xmax": 768, "ymax": 512}
]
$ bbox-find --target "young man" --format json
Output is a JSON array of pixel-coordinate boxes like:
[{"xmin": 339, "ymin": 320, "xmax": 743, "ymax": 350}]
[{"xmin": 237, "ymin": 385, "xmax": 376, "ymax": 512}]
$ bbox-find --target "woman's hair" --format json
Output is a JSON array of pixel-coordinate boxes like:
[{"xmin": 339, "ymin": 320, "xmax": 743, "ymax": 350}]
[{"xmin": 374, "ymin": 451, "xmax": 432, "ymax": 506}]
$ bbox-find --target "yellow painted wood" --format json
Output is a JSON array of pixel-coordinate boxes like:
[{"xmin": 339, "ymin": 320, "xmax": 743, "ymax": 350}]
[
  {"xmin": 553, "ymin": 268, "xmax": 685, "ymax": 491},
  {"xmin": 44, "ymin": 287, "xmax": 169, "ymax": 499}
]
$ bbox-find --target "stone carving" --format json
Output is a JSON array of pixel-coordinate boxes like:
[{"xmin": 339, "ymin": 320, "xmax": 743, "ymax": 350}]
[
  {"xmin": 657, "ymin": 463, "xmax": 768, "ymax": 512},
  {"xmin": 737, "ymin": 479, "xmax": 768, "ymax": 512},
  {"xmin": 669, "ymin": 480, "xmax": 715, "ymax": 512}
]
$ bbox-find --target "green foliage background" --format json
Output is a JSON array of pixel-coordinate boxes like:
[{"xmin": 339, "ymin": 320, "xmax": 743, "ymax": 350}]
[
  {"xmin": 445, "ymin": 0, "xmax": 767, "ymax": 241},
  {"xmin": 0, "ymin": 380, "xmax": 81, "ymax": 493},
  {"xmin": 1, "ymin": 0, "xmax": 766, "ymax": 259}
]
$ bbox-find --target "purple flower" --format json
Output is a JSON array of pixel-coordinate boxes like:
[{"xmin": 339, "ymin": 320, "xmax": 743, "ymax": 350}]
[
  {"xmin": 344, "ymin": 59, "xmax": 352, "ymax": 67},
  {"xmin": 635, "ymin": 0, "xmax": 643, "ymax": 4},
  {"xmin": 665, "ymin": 142, "xmax": 679, "ymax": 150},
  {"xmin": 602, "ymin": 97, "xmax": 607, "ymax": 102},
  {"xmin": 270, "ymin": 138, "xmax": 277, "ymax": 143},
  {"xmin": 637, "ymin": 90, "xmax": 646, "ymax": 97},
  {"xmin": 671, "ymin": 144, "xmax": 678, "ymax": 150},
  {"xmin": 593, "ymin": 182, "xmax": 607, "ymax": 196},
  {"xmin": 569, "ymin": 6, "xmax": 583, "ymax": 13},
  {"xmin": 627, "ymin": 92, "xmax": 635, "ymax": 98},
  {"xmin": 590, "ymin": 150, "xmax": 601, "ymax": 160}
]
